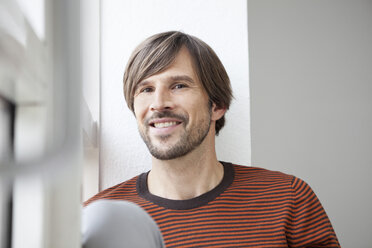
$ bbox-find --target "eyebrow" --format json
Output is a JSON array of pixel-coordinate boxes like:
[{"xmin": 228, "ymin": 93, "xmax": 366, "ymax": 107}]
[
  {"xmin": 169, "ymin": 75, "xmax": 196, "ymax": 84},
  {"xmin": 135, "ymin": 75, "xmax": 196, "ymax": 92}
]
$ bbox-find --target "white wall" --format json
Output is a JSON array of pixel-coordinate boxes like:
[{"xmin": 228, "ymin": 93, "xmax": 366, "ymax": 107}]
[
  {"xmin": 100, "ymin": 0, "xmax": 250, "ymax": 189},
  {"xmin": 249, "ymin": 1, "xmax": 372, "ymax": 247},
  {"xmin": 81, "ymin": 0, "xmax": 100, "ymax": 202}
]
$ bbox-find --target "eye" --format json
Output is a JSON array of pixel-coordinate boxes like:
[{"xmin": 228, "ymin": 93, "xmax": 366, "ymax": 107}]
[
  {"xmin": 140, "ymin": 87, "xmax": 154, "ymax": 93},
  {"xmin": 173, "ymin": 83, "xmax": 188, "ymax": 90}
]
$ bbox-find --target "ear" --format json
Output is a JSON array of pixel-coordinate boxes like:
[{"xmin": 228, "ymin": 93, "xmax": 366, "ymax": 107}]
[{"xmin": 211, "ymin": 103, "xmax": 226, "ymax": 121}]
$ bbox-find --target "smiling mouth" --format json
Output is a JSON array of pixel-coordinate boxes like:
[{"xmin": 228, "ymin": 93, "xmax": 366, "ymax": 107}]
[{"xmin": 152, "ymin": 121, "xmax": 181, "ymax": 128}]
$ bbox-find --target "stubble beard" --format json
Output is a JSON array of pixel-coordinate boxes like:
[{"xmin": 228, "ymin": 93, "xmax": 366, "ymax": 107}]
[{"xmin": 139, "ymin": 109, "xmax": 212, "ymax": 160}]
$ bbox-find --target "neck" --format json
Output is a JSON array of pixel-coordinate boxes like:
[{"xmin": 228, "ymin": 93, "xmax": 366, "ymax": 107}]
[{"xmin": 147, "ymin": 132, "xmax": 224, "ymax": 200}]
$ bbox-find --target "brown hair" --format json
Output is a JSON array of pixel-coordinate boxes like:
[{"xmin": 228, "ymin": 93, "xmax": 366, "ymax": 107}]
[{"xmin": 123, "ymin": 31, "xmax": 233, "ymax": 135}]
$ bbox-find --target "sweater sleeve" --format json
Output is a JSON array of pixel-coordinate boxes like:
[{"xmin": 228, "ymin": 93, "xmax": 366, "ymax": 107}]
[{"xmin": 286, "ymin": 177, "xmax": 340, "ymax": 248}]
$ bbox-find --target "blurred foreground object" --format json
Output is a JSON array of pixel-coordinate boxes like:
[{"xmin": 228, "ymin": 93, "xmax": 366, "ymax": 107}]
[
  {"xmin": 0, "ymin": 0, "xmax": 82, "ymax": 247},
  {"xmin": 82, "ymin": 200, "xmax": 165, "ymax": 248}
]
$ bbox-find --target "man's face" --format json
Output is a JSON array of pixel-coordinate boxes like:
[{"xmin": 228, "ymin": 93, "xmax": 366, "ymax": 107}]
[{"xmin": 133, "ymin": 47, "xmax": 213, "ymax": 160}]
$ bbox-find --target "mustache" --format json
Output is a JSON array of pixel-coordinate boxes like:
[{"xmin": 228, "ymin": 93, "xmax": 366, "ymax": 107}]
[{"xmin": 144, "ymin": 111, "xmax": 188, "ymax": 126}]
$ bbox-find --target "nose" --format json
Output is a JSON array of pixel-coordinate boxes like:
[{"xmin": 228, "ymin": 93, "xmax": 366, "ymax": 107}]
[{"xmin": 150, "ymin": 88, "xmax": 174, "ymax": 112}]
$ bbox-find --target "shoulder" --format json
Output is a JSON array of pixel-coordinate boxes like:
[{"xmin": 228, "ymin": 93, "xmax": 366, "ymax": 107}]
[
  {"xmin": 230, "ymin": 163, "xmax": 317, "ymax": 197},
  {"xmin": 232, "ymin": 163, "xmax": 295, "ymax": 184},
  {"xmin": 83, "ymin": 174, "xmax": 141, "ymax": 207}
]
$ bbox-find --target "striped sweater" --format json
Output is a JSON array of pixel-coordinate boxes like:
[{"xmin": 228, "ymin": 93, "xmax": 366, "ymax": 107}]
[{"xmin": 84, "ymin": 162, "xmax": 340, "ymax": 247}]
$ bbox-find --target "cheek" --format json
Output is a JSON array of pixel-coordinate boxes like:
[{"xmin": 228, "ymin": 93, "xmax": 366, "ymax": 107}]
[
  {"xmin": 188, "ymin": 102, "xmax": 210, "ymax": 123},
  {"xmin": 133, "ymin": 111, "xmax": 146, "ymax": 131},
  {"xmin": 133, "ymin": 99, "xmax": 147, "ymax": 119}
]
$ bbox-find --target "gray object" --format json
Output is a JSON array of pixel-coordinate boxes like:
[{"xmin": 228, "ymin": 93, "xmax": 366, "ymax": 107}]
[{"xmin": 82, "ymin": 200, "xmax": 165, "ymax": 248}]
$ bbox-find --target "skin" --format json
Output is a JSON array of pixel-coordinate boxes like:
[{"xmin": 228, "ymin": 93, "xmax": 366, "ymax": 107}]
[{"xmin": 133, "ymin": 46, "xmax": 226, "ymax": 200}]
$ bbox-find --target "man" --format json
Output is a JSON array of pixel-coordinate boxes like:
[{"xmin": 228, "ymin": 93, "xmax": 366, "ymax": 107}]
[{"xmin": 84, "ymin": 31, "xmax": 340, "ymax": 247}]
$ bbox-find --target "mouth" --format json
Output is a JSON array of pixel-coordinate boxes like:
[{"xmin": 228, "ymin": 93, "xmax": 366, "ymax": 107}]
[{"xmin": 149, "ymin": 119, "xmax": 182, "ymax": 129}]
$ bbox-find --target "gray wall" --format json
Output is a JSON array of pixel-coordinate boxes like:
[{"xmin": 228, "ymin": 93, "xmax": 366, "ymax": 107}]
[{"xmin": 248, "ymin": 1, "xmax": 372, "ymax": 247}]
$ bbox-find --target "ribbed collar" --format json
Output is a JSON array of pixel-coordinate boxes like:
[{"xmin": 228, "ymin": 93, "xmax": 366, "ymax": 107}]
[{"xmin": 137, "ymin": 161, "xmax": 234, "ymax": 210}]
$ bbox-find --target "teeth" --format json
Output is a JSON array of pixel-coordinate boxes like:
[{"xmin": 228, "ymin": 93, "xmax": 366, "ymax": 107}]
[{"xmin": 154, "ymin": 121, "xmax": 177, "ymax": 128}]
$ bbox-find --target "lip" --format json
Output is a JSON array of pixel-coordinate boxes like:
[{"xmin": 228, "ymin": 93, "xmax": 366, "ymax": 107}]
[
  {"xmin": 148, "ymin": 118, "xmax": 183, "ymax": 126},
  {"xmin": 148, "ymin": 118, "xmax": 183, "ymax": 135}
]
